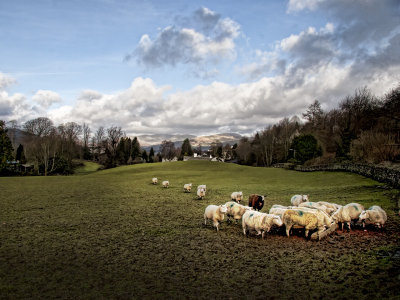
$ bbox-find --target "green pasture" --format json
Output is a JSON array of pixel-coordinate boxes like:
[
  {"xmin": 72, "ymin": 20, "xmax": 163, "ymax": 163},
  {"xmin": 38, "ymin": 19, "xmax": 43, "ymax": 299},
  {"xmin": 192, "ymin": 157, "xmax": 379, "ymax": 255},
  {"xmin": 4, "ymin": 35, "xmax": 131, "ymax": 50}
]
[{"xmin": 0, "ymin": 161, "xmax": 399, "ymax": 299}]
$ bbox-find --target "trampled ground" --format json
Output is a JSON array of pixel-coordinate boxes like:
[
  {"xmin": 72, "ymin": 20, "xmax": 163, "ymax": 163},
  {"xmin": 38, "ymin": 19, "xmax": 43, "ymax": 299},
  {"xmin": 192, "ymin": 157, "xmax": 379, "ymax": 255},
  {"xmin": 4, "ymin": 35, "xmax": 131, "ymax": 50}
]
[{"xmin": 1, "ymin": 161, "xmax": 399, "ymax": 299}]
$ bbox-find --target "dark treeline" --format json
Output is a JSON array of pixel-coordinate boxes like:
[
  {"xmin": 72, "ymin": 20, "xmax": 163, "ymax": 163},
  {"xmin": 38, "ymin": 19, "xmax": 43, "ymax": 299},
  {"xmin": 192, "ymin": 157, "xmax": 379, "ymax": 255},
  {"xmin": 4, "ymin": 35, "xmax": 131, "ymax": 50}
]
[
  {"xmin": 235, "ymin": 84, "xmax": 400, "ymax": 166},
  {"xmin": 1, "ymin": 118, "xmax": 158, "ymax": 175},
  {"xmin": 1, "ymin": 83, "xmax": 399, "ymax": 175}
]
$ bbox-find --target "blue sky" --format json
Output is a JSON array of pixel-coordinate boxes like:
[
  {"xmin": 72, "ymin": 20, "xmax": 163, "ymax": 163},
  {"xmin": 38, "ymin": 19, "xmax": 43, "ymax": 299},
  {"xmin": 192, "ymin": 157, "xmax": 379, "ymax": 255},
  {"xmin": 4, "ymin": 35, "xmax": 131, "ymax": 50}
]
[{"xmin": 1, "ymin": 0, "xmax": 399, "ymax": 139}]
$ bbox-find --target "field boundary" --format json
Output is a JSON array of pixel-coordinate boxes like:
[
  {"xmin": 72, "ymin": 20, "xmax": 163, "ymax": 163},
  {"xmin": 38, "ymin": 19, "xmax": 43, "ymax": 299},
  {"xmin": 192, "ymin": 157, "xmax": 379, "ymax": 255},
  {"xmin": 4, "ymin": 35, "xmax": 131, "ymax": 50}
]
[{"xmin": 290, "ymin": 163, "xmax": 400, "ymax": 188}]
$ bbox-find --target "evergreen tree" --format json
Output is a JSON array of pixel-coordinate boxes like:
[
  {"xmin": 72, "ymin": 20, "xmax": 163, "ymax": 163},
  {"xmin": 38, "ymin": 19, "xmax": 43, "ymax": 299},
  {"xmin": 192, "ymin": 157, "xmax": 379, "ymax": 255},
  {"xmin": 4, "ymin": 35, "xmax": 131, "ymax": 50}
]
[
  {"xmin": 149, "ymin": 147, "xmax": 155, "ymax": 163},
  {"xmin": 181, "ymin": 138, "xmax": 193, "ymax": 156},
  {"xmin": 131, "ymin": 137, "xmax": 141, "ymax": 160},
  {"xmin": 15, "ymin": 144, "xmax": 26, "ymax": 163},
  {"xmin": 0, "ymin": 121, "xmax": 14, "ymax": 172},
  {"xmin": 142, "ymin": 150, "xmax": 148, "ymax": 162},
  {"xmin": 289, "ymin": 134, "xmax": 322, "ymax": 164}
]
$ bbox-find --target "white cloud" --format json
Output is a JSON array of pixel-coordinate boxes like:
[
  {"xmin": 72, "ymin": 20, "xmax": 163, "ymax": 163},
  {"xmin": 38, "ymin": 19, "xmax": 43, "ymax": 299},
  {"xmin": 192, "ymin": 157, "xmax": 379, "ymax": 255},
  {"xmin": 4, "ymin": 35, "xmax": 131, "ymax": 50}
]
[
  {"xmin": 128, "ymin": 7, "xmax": 240, "ymax": 74},
  {"xmin": 32, "ymin": 90, "xmax": 62, "ymax": 108},
  {"xmin": 0, "ymin": 72, "xmax": 17, "ymax": 90}
]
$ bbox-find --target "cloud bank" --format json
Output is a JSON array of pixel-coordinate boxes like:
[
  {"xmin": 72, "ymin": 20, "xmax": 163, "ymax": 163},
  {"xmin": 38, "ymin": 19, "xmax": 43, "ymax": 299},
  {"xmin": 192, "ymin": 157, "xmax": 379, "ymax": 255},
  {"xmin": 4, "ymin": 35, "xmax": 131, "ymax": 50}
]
[{"xmin": 127, "ymin": 7, "xmax": 240, "ymax": 74}]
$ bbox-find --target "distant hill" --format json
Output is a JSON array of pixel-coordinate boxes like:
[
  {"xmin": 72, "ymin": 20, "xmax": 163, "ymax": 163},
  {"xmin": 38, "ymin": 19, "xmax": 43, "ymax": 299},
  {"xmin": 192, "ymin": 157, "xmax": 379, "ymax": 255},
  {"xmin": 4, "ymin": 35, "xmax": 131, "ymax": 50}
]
[{"xmin": 140, "ymin": 133, "xmax": 242, "ymax": 153}]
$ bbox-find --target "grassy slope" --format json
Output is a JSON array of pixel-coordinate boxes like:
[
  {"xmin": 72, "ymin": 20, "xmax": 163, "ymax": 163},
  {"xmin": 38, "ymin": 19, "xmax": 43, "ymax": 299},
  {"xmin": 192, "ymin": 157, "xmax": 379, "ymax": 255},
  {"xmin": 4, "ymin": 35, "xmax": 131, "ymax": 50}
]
[{"xmin": 0, "ymin": 161, "xmax": 399, "ymax": 299}]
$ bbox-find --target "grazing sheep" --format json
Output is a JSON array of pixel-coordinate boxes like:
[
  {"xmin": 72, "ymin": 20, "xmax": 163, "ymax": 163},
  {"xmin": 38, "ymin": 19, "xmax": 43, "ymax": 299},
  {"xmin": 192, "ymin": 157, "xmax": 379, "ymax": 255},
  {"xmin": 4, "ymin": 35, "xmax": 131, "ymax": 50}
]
[
  {"xmin": 359, "ymin": 205, "xmax": 387, "ymax": 229},
  {"xmin": 271, "ymin": 204, "xmax": 289, "ymax": 209},
  {"xmin": 197, "ymin": 188, "xmax": 206, "ymax": 200},
  {"xmin": 282, "ymin": 209, "xmax": 325, "ymax": 238},
  {"xmin": 225, "ymin": 201, "xmax": 253, "ymax": 223},
  {"xmin": 317, "ymin": 201, "xmax": 342, "ymax": 212},
  {"xmin": 242, "ymin": 210, "xmax": 283, "ymax": 239},
  {"xmin": 331, "ymin": 203, "xmax": 364, "ymax": 231},
  {"xmin": 204, "ymin": 204, "xmax": 228, "ymax": 231},
  {"xmin": 231, "ymin": 191, "xmax": 243, "ymax": 203},
  {"xmin": 269, "ymin": 207, "xmax": 289, "ymax": 220},
  {"xmin": 183, "ymin": 183, "xmax": 192, "ymax": 193},
  {"xmin": 162, "ymin": 180, "xmax": 169, "ymax": 188},
  {"xmin": 291, "ymin": 194, "xmax": 309, "ymax": 206},
  {"xmin": 298, "ymin": 202, "xmax": 335, "ymax": 216},
  {"xmin": 198, "ymin": 185, "xmax": 207, "ymax": 192},
  {"xmin": 248, "ymin": 194, "xmax": 265, "ymax": 211},
  {"xmin": 152, "ymin": 177, "xmax": 158, "ymax": 185}
]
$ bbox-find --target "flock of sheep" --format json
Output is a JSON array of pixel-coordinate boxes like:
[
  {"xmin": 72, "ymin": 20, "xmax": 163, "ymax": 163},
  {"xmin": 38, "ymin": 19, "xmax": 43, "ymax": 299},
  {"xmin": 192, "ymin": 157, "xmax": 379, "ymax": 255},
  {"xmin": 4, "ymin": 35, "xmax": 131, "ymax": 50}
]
[{"xmin": 151, "ymin": 177, "xmax": 388, "ymax": 240}]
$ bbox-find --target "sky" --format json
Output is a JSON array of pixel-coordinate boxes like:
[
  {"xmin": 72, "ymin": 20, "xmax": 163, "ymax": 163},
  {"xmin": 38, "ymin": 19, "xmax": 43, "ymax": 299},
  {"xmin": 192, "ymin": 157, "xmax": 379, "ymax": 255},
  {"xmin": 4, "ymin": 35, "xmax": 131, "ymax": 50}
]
[{"xmin": 1, "ymin": 0, "xmax": 399, "ymax": 138}]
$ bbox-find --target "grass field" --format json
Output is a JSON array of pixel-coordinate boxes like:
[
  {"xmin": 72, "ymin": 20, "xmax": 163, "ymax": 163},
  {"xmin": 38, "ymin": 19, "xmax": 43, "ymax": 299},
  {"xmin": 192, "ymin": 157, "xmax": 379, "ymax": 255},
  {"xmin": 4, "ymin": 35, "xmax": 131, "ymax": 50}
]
[{"xmin": 1, "ymin": 161, "xmax": 399, "ymax": 299}]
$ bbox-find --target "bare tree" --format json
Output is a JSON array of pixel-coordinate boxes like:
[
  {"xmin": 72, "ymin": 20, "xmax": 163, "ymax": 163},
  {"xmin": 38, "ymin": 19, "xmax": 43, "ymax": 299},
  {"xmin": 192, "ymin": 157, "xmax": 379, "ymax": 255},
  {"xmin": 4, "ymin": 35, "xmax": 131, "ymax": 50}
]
[{"xmin": 23, "ymin": 117, "xmax": 54, "ymax": 137}]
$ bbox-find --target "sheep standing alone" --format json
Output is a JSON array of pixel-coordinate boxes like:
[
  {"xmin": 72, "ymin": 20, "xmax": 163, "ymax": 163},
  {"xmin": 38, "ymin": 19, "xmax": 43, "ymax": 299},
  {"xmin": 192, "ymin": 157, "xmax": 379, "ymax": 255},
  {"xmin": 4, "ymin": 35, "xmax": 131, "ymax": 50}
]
[
  {"xmin": 231, "ymin": 191, "xmax": 243, "ymax": 203},
  {"xmin": 162, "ymin": 181, "xmax": 169, "ymax": 188},
  {"xmin": 204, "ymin": 205, "xmax": 228, "ymax": 231},
  {"xmin": 242, "ymin": 210, "xmax": 283, "ymax": 239},
  {"xmin": 197, "ymin": 188, "xmax": 206, "ymax": 200},
  {"xmin": 331, "ymin": 202, "xmax": 364, "ymax": 231},
  {"xmin": 291, "ymin": 194, "xmax": 309, "ymax": 206},
  {"xmin": 359, "ymin": 205, "xmax": 387, "ymax": 229},
  {"xmin": 183, "ymin": 183, "xmax": 192, "ymax": 193},
  {"xmin": 224, "ymin": 201, "xmax": 252, "ymax": 223},
  {"xmin": 152, "ymin": 177, "xmax": 158, "ymax": 185}
]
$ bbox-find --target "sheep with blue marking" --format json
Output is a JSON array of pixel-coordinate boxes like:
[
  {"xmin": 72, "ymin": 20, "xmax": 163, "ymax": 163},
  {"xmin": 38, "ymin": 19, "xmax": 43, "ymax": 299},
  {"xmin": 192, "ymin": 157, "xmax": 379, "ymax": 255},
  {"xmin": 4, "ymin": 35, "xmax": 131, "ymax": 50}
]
[
  {"xmin": 290, "ymin": 194, "xmax": 309, "ymax": 206},
  {"xmin": 331, "ymin": 202, "xmax": 364, "ymax": 231},
  {"xmin": 225, "ymin": 201, "xmax": 253, "ymax": 223}
]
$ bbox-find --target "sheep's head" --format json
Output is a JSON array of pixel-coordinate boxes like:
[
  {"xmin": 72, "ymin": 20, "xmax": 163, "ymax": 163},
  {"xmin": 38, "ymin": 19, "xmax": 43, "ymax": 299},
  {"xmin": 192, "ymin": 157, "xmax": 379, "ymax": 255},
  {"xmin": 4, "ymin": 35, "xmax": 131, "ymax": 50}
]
[
  {"xmin": 303, "ymin": 195, "xmax": 309, "ymax": 201},
  {"xmin": 331, "ymin": 211, "xmax": 339, "ymax": 223},
  {"xmin": 220, "ymin": 205, "xmax": 228, "ymax": 214},
  {"xmin": 359, "ymin": 210, "xmax": 368, "ymax": 221},
  {"xmin": 273, "ymin": 215, "xmax": 283, "ymax": 227}
]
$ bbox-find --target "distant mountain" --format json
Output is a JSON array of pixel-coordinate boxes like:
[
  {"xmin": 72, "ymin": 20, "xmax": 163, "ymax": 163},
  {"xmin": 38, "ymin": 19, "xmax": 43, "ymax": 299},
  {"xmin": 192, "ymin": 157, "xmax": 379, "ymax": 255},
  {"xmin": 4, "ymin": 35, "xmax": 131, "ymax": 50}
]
[{"xmin": 139, "ymin": 133, "xmax": 242, "ymax": 153}]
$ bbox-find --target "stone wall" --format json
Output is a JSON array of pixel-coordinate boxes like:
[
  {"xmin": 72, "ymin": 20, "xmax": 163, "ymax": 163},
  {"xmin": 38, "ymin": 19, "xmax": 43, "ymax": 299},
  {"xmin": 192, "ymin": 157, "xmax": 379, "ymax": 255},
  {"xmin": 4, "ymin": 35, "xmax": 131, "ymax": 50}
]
[{"xmin": 293, "ymin": 163, "xmax": 400, "ymax": 188}]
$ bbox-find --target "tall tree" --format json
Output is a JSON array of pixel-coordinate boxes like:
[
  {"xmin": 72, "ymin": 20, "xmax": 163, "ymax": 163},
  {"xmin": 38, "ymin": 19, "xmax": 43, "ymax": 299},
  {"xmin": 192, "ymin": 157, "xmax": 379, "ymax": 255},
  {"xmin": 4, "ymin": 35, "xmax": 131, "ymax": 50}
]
[
  {"xmin": 0, "ymin": 121, "xmax": 14, "ymax": 173},
  {"xmin": 160, "ymin": 140, "xmax": 176, "ymax": 160},
  {"xmin": 149, "ymin": 147, "xmax": 155, "ymax": 163},
  {"xmin": 181, "ymin": 138, "xmax": 193, "ymax": 157}
]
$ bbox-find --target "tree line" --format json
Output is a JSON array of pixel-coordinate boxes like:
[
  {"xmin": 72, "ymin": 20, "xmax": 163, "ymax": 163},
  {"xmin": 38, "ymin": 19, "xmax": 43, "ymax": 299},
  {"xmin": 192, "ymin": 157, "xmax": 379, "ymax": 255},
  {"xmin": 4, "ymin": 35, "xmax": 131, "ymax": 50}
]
[
  {"xmin": 234, "ymin": 84, "xmax": 400, "ymax": 166},
  {"xmin": 1, "ymin": 83, "xmax": 399, "ymax": 175}
]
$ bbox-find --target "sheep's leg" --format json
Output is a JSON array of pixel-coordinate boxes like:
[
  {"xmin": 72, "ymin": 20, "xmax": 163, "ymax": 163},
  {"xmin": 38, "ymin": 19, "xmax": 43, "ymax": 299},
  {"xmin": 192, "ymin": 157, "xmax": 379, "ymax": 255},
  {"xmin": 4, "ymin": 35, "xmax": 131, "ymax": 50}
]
[
  {"xmin": 347, "ymin": 222, "xmax": 351, "ymax": 231},
  {"xmin": 214, "ymin": 221, "xmax": 219, "ymax": 231},
  {"xmin": 286, "ymin": 225, "xmax": 291, "ymax": 237},
  {"xmin": 242, "ymin": 225, "xmax": 247, "ymax": 236},
  {"xmin": 204, "ymin": 217, "xmax": 207, "ymax": 226},
  {"xmin": 305, "ymin": 229, "xmax": 309, "ymax": 238},
  {"xmin": 262, "ymin": 231, "xmax": 265, "ymax": 239}
]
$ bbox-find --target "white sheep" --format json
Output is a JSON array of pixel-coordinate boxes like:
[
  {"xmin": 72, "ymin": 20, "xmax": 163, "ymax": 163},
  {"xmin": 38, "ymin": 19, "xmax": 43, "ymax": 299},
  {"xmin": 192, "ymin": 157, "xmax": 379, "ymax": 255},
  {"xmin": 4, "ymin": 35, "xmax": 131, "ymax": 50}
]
[
  {"xmin": 183, "ymin": 183, "xmax": 192, "ymax": 193},
  {"xmin": 152, "ymin": 177, "xmax": 158, "ymax": 185},
  {"xmin": 282, "ymin": 208, "xmax": 331, "ymax": 238},
  {"xmin": 291, "ymin": 194, "xmax": 309, "ymax": 206},
  {"xmin": 197, "ymin": 188, "xmax": 206, "ymax": 200},
  {"xmin": 298, "ymin": 202, "xmax": 335, "ymax": 215},
  {"xmin": 331, "ymin": 202, "xmax": 364, "ymax": 231},
  {"xmin": 231, "ymin": 191, "xmax": 243, "ymax": 203},
  {"xmin": 204, "ymin": 204, "xmax": 228, "ymax": 231},
  {"xmin": 225, "ymin": 201, "xmax": 253, "ymax": 223},
  {"xmin": 198, "ymin": 185, "xmax": 207, "ymax": 192},
  {"xmin": 317, "ymin": 201, "xmax": 342, "ymax": 212},
  {"xmin": 162, "ymin": 180, "xmax": 169, "ymax": 188},
  {"xmin": 359, "ymin": 205, "xmax": 387, "ymax": 229},
  {"xmin": 269, "ymin": 207, "xmax": 288, "ymax": 220},
  {"xmin": 242, "ymin": 210, "xmax": 283, "ymax": 239}
]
